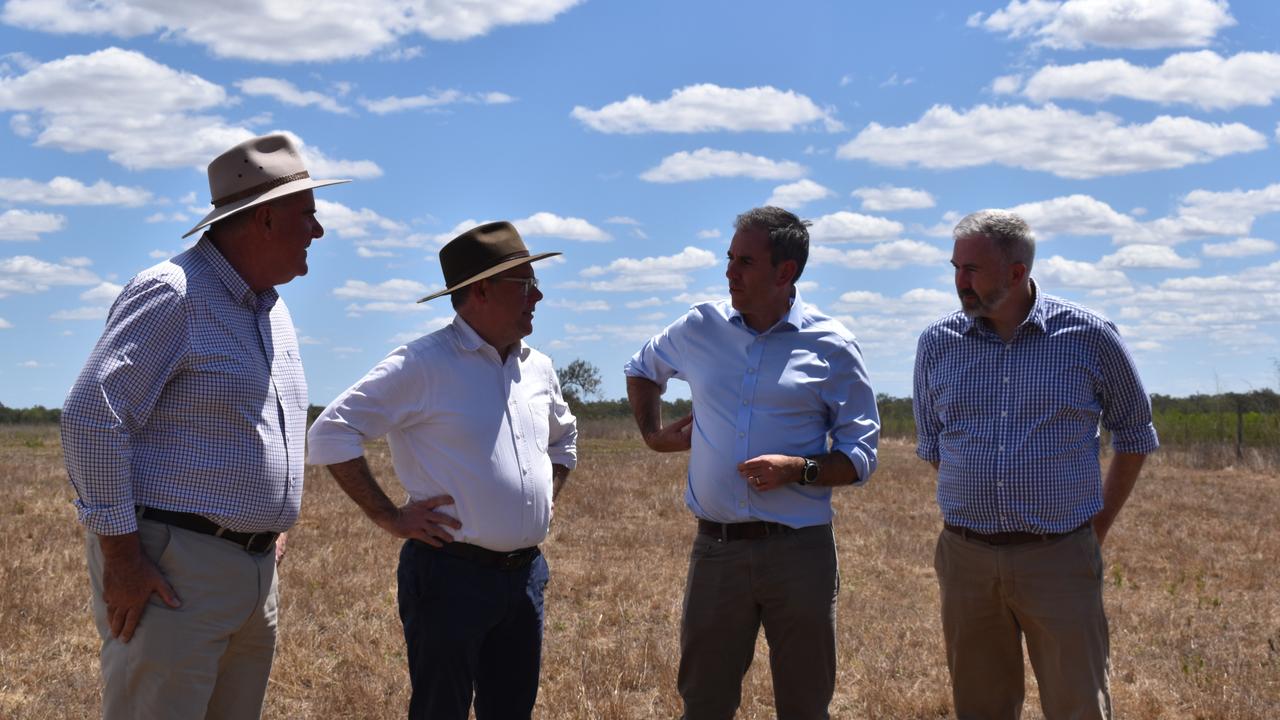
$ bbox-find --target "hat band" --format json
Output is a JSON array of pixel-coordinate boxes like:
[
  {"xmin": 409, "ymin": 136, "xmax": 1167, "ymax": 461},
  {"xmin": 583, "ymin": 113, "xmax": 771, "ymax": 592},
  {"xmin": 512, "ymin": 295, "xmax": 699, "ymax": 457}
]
[
  {"xmin": 212, "ymin": 171, "xmax": 311, "ymax": 208},
  {"xmin": 447, "ymin": 249, "xmax": 531, "ymax": 286}
]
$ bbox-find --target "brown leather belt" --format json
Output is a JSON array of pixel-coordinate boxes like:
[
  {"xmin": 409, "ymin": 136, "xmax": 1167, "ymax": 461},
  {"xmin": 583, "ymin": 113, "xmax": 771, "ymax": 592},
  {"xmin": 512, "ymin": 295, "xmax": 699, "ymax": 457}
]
[
  {"xmin": 945, "ymin": 523, "xmax": 1088, "ymax": 546},
  {"xmin": 420, "ymin": 540, "xmax": 541, "ymax": 570},
  {"xmin": 697, "ymin": 518, "xmax": 799, "ymax": 542},
  {"xmin": 138, "ymin": 506, "xmax": 278, "ymax": 554}
]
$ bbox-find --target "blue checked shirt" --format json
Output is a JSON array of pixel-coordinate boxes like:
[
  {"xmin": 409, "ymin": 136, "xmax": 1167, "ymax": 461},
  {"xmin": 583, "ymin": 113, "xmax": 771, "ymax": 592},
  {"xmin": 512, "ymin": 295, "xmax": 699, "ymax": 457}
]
[
  {"xmin": 61, "ymin": 236, "xmax": 308, "ymax": 536},
  {"xmin": 913, "ymin": 281, "xmax": 1159, "ymax": 534},
  {"xmin": 625, "ymin": 295, "xmax": 880, "ymax": 528}
]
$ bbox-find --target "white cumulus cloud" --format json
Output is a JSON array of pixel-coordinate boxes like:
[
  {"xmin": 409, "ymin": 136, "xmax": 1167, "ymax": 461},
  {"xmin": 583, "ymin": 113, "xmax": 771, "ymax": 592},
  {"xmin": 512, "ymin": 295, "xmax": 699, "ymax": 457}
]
[
  {"xmin": 1099, "ymin": 244, "xmax": 1200, "ymax": 269},
  {"xmin": 237, "ymin": 77, "xmax": 352, "ymax": 115},
  {"xmin": 571, "ymin": 83, "xmax": 842, "ymax": 133},
  {"xmin": 810, "ymin": 239, "xmax": 948, "ymax": 270},
  {"xmin": 1020, "ymin": 51, "xmax": 1280, "ymax": 111},
  {"xmin": 0, "ymin": 0, "xmax": 584, "ymax": 63},
  {"xmin": 0, "ymin": 176, "xmax": 152, "ymax": 206},
  {"xmin": 0, "ymin": 254, "xmax": 99, "ymax": 297},
  {"xmin": 766, "ymin": 179, "xmax": 833, "ymax": 208},
  {"xmin": 640, "ymin": 148, "xmax": 806, "ymax": 183},
  {"xmin": 0, "ymin": 209, "xmax": 65, "ymax": 241},
  {"xmin": 333, "ymin": 278, "xmax": 431, "ymax": 301},
  {"xmin": 1035, "ymin": 255, "xmax": 1130, "ymax": 289},
  {"xmin": 808, "ymin": 211, "xmax": 904, "ymax": 243},
  {"xmin": 576, "ymin": 246, "xmax": 717, "ymax": 292},
  {"xmin": 1006, "ymin": 194, "xmax": 1136, "ymax": 237},
  {"xmin": 359, "ymin": 89, "xmax": 514, "ymax": 114},
  {"xmin": 851, "ymin": 185, "xmax": 936, "ymax": 212},
  {"xmin": 837, "ymin": 104, "xmax": 1265, "ymax": 179},
  {"xmin": 969, "ymin": 0, "xmax": 1234, "ymax": 50},
  {"xmin": 514, "ymin": 212, "xmax": 611, "ymax": 242},
  {"xmin": 1201, "ymin": 237, "xmax": 1277, "ymax": 258},
  {"xmin": 316, "ymin": 200, "xmax": 407, "ymax": 239}
]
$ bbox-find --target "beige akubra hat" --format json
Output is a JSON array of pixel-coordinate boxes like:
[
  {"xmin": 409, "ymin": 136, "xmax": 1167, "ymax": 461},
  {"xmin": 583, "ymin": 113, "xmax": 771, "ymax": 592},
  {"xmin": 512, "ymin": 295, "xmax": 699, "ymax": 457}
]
[
  {"xmin": 418, "ymin": 221, "xmax": 560, "ymax": 302},
  {"xmin": 183, "ymin": 133, "xmax": 350, "ymax": 238}
]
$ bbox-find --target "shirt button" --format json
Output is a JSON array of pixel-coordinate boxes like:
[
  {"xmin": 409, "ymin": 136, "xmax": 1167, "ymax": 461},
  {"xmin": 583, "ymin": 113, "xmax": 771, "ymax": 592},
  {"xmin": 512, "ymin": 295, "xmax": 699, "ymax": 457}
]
[
  {"xmin": 1003, "ymin": 376, "xmax": 1010, "ymax": 383},
  {"xmin": 747, "ymin": 368, "xmax": 755, "ymax": 374},
  {"xmin": 998, "ymin": 445, "xmax": 1005, "ymax": 452},
  {"xmin": 739, "ymin": 501, "xmax": 746, "ymax": 508},
  {"xmin": 1001, "ymin": 411, "xmax": 1008, "ymax": 417},
  {"xmin": 997, "ymin": 481, "xmax": 1004, "ymax": 487},
  {"xmin": 738, "ymin": 432, "xmax": 745, "ymax": 438},
  {"xmin": 742, "ymin": 400, "xmax": 749, "ymax": 406}
]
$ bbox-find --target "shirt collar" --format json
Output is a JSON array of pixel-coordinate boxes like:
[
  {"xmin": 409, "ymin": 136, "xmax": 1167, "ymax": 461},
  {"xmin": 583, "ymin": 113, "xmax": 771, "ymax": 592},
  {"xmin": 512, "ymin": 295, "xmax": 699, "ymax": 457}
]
[
  {"xmin": 452, "ymin": 314, "xmax": 530, "ymax": 361},
  {"xmin": 196, "ymin": 234, "xmax": 278, "ymax": 312},
  {"xmin": 959, "ymin": 278, "xmax": 1045, "ymax": 337},
  {"xmin": 726, "ymin": 289, "xmax": 803, "ymax": 334}
]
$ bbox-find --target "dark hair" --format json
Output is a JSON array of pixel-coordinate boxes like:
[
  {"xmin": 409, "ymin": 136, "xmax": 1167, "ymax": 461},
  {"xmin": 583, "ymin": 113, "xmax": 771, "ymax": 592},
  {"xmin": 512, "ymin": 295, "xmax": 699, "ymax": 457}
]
[
  {"xmin": 952, "ymin": 210, "xmax": 1036, "ymax": 271},
  {"xmin": 734, "ymin": 206, "xmax": 811, "ymax": 281}
]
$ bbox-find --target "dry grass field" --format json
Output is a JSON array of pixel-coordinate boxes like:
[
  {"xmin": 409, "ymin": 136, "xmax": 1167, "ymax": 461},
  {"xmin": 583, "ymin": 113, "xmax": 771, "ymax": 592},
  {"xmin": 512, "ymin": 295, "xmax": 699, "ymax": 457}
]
[{"xmin": 1, "ymin": 420, "xmax": 1277, "ymax": 719}]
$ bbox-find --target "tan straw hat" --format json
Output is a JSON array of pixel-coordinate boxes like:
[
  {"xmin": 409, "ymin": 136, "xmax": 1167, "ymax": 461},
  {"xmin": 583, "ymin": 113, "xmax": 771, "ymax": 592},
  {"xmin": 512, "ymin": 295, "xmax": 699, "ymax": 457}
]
[
  {"xmin": 418, "ymin": 221, "xmax": 560, "ymax": 302},
  {"xmin": 183, "ymin": 133, "xmax": 350, "ymax": 238}
]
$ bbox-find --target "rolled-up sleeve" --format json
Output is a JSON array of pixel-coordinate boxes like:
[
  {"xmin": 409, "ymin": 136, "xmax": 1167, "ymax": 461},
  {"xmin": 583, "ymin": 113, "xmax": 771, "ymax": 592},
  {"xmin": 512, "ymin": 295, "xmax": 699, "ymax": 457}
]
[
  {"xmin": 307, "ymin": 346, "xmax": 424, "ymax": 466},
  {"xmin": 623, "ymin": 312, "xmax": 689, "ymax": 391},
  {"xmin": 1096, "ymin": 322, "xmax": 1160, "ymax": 455},
  {"xmin": 823, "ymin": 339, "xmax": 880, "ymax": 486},
  {"xmin": 546, "ymin": 364, "xmax": 578, "ymax": 469},
  {"xmin": 61, "ymin": 279, "xmax": 188, "ymax": 535},
  {"xmin": 912, "ymin": 331, "xmax": 942, "ymax": 464}
]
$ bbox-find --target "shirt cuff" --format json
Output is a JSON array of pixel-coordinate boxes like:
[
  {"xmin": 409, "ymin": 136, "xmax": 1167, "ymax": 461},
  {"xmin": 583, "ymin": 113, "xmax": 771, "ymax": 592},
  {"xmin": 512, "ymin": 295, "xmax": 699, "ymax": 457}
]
[
  {"xmin": 549, "ymin": 449, "xmax": 577, "ymax": 470},
  {"xmin": 915, "ymin": 441, "xmax": 940, "ymax": 464},
  {"xmin": 831, "ymin": 446, "xmax": 874, "ymax": 487},
  {"xmin": 1110, "ymin": 424, "xmax": 1159, "ymax": 455},
  {"xmin": 76, "ymin": 499, "xmax": 139, "ymax": 536},
  {"xmin": 305, "ymin": 426, "xmax": 369, "ymax": 466}
]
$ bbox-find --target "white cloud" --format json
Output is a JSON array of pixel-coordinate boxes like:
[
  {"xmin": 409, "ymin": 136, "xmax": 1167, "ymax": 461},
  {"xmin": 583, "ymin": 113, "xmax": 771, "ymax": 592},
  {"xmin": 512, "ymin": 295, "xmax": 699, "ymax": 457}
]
[
  {"xmin": 80, "ymin": 281, "xmax": 123, "ymax": 303},
  {"xmin": 546, "ymin": 299, "xmax": 610, "ymax": 311},
  {"xmin": 1201, "ymin": 237, "xmax": 1278, "ymax": 258},
  {"xmin": 837, "ymin": 104, "xmax": 1265, "ymax": 179},
  {"xmin": 561, "ymin": 321, "xmax": 666, "ymax": 344},
  {"xmin": 1007, "ymin": 194, "xmax": 1136, "ymax": 237},
  {"xmin": 808, "ymin": 211, "xmax": 904, "ymax": 243},
  {"xmin": 992, "ymin": 74, "xmax": 1024, "ymax": 95},
  {"xmin": 514, "ymin": 212, "xmax": 611, "ymax": 242},
  {"xmin": 0, "ymin": 176, "xmax": 152, "ymax": 206},
  {"xmin": 829, "ymin": 287, "xmax": 958, "ymax": 352},
  {"xmin": 0, "ymin": 209, "xmax": 66, "ymax": 241},
  {"xmin": 697, "ymin": 229, "xmax": 722, "ymax": 239},
  {"xmin": 1020, "ymin": 51, "xmax": 1280, "ymax": 111},
  {"xmin": 333, "ymin": 278, "xmax": 431, "ymax": 301},
  {"xmin": 0, "ymin": 255, "xmax": 99, "ymax": 297},
  {"xmin": 0, "ymin": 48, "xmax": 381, "ymax": 175},
  {"xmin": 810, "ymin": 239, "xmax": 948, "ymax": 271},
  {"xmin": 1117, "ymin": 183, "xmax": 1280, "ymax": 245},
  {"xmin": 1099, "ymin": 244, "xmax": 1199, "ymax": 269},
  {"xmin": 356, "ymin": 246, "xmax": 395, "ymax": 258},
  {"xmin": 51, "ymin": 306, "xmax": 108, "ymax": 321},
  {"xmin": 0, "ymin": 317, "xmax": 11, "ymax": 328},
  {"xmin": 970, "ymin": 0, "xmax": 1234, "ymax": 50},
  {"xmin": 388, "ymin": 316, "xmax": 453, "ymax": 345},
  {"xmin": 605, "ymin": 216, "xmax": 640, "ymax": 225},
  {"xmin": 640, "ymin": 148, "xmax": 806, "ymax": 183},
  {"xmin": 625, "ymin": 297, "xmax": 664, "ymax": 309},
  {"xmin": 345, "ymin": 301, "xmax": 432, "ymax": 316},
  {"xmin": 571, "ymin": 84, "xmax": 843, "ymax": 134},
  {"xmin": 851, "ymin": 185, "xmax": 936, "ymax": 212},
  {"xmin": 1035, "ymin": 255, "xmax": 1130, "ymax": 289},
  {"xmin": 359, "ymin": 89, "xmax": 514, "ymax": 114},
  {"xmin": 576, "ymin": 246, "xmax": 717, "ymax": 292},
  {"xmin": 766, "ymin": 179, "xmax": 833, "ymax": 208},
  {"xmin": 237, "ymin": 77, "xmax": 352, "ymax": 115},
  {"xmin": 1, "ymin": 0, "xmax": 584, "ymax": 63},
  {"xmin": 316, "ymin": 200, "xmax": 407, "ymax": 239}
]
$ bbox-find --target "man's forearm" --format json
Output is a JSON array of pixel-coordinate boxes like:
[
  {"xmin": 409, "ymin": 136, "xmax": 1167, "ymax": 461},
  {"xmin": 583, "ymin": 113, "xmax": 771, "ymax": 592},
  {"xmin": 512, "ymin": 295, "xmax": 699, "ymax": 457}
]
[
  {"xmin": 626, "ymin": 376, "xmax": 663, "ymax": 439},
  {"xmin": 812, "ymin": 452, "xmax": 858, "ymax": 487},
  {"xmin": 324, "ymin": 456, "xmax": 399, "ymax": 529},
  {"xmin": 552, "ymin": 463, "xmax": 571, "ymax": 500},
  {"xmin": 1093, "ymin": 452, "xmax": 1146, "ymax": 543}
]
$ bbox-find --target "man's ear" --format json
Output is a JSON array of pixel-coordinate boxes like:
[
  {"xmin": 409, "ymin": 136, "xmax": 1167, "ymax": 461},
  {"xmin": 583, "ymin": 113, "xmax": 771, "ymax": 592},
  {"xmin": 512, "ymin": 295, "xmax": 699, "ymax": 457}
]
[
  {"xmin": 253, "ymin": 202, "xmax": 273, "ymax": 232},
  {"xmin": 776, "ymin": 258, "xmax": 798, "ymax": 286},
  {"xmin": 1009, "ymin": 261, "xmax": 1028, "ymax": 285}
]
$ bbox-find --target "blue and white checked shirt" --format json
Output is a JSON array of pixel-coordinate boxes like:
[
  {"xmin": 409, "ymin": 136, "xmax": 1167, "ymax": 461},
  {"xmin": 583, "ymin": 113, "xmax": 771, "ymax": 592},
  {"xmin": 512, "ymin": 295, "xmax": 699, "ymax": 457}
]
[
  {"xmin": 625, "ymin": 295, "xmax": 880, "ymax": 528},
  {"xmin": 913, "ymin": 281, "xmax": 1159, "ymax": 535},
  {"xmin": 61, "ymin": 236, "xmax": 308, "ymax": 536}
]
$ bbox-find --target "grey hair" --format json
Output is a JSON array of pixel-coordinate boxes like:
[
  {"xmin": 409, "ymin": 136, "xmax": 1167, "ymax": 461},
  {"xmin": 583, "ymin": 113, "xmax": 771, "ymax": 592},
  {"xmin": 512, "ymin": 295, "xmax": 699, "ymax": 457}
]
[
  {"xmin": 953, "ymin": 209, "xmax": 1036, "ymax": 270},
  {"xmin": 733, "ymin": 206, "xmax": 812, "ymax": 282}
]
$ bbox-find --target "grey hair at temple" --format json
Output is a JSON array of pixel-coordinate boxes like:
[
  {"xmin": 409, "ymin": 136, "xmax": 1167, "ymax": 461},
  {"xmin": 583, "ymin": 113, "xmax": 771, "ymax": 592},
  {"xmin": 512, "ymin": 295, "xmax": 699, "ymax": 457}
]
[
  {"xmin": 952, "ymin": 209, "xmax": 1036, "ymax": 271},
  {"xmin": 734, "ymin": 206, "xmax": 813, "ymax": 282}
]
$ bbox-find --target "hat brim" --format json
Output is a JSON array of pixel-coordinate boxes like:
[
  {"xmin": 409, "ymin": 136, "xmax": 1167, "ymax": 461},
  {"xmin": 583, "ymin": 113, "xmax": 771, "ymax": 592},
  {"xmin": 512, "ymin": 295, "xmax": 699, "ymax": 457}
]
[
  {"xmin": 417, "ymin": 251, "xmax": 561, "ymax": 303},
  {"xmin": 181, "ymin": 177, "xmax": 351, "ymax": 239}
]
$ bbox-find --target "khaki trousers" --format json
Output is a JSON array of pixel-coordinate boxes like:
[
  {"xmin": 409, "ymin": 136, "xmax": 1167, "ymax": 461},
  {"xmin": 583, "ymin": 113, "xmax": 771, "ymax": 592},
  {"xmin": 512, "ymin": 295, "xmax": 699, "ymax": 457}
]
[
  {"xmin": 678, "ymin": 523, "xmax": 839, "ymax": 720},
  {"xmin": 934, "ymin": 525, "xmax": 1111, "ymax": 720},
  {"xmin": 86, "ymin": 519, "xmax": 279, "ymax": 720}
]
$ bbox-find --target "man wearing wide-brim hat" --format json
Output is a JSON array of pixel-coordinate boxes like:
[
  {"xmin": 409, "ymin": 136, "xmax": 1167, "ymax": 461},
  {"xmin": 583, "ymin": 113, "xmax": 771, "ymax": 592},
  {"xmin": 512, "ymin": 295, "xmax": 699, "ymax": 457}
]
[
  {"xmin": 62, "ymin": 133, "xmax": 349, "ymax": 719},
  {"xmin": 308, "ymin": 221, "xmax": 578, "ymax": 719}
]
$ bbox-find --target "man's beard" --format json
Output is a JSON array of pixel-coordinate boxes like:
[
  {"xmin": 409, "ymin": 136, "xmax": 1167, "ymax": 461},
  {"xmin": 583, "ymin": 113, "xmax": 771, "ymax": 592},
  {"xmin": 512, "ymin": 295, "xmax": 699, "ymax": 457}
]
[{"xmin": 959, "ymin": 284, "xmax": 1010, "ymax": 318}]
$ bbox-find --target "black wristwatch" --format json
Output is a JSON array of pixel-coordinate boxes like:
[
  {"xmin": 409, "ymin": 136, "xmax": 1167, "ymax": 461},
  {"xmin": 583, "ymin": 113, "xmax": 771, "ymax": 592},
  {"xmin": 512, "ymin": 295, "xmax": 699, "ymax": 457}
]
[{"xmin": 798, "ymin": 457, "xmax": 820, "ymax": 486}]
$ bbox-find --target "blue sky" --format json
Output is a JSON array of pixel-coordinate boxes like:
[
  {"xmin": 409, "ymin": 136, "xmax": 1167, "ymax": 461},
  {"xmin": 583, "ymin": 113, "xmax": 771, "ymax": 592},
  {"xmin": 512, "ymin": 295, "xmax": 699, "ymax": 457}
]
[{"xmin": 2, "ymin": 0, "xmax": 1279, "ymax": 408}]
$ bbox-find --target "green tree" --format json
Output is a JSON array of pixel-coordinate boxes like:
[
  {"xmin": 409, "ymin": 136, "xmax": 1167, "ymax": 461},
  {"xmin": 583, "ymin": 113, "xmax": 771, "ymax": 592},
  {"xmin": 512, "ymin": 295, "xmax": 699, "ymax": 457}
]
[{"xmin": 557, "ymin": 359, "xmax": 603, "ymax": 408}]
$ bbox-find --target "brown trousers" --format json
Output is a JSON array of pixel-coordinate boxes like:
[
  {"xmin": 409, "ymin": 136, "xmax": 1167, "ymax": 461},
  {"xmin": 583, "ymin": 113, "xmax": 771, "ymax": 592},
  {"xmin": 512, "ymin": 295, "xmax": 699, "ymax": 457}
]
[
  {"xmin": 678, "ymin": 523, "xmax": 839, "ymax": 720},
  {"xmin": 86, "ymin": 519, "xmax": 279, "ymax": 720},
  {"xmin": 934, "ymin": 525, "xmax": 1111, "ymax": 720}
]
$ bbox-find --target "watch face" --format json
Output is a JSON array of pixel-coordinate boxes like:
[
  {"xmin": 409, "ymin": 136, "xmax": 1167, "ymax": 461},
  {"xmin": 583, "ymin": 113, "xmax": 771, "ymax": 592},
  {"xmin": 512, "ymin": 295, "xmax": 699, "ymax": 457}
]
[{"xmin": 803, "ymin": 459, "xmax": 819, "ymax": 484}]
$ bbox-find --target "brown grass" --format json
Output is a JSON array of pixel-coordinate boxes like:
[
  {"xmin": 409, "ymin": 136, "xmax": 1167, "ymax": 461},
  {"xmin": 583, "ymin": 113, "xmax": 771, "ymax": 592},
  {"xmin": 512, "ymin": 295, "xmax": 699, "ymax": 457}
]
[{"xmin": 1, "ymin": 420, "xmax": 1277, "ymax": 719}]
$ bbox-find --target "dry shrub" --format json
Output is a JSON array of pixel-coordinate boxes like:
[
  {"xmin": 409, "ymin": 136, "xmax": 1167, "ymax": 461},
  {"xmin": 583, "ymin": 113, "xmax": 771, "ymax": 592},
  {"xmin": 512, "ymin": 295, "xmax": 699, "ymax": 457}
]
[{"xmin": 1, "ymin": 423, "xmax": 1277, "ymax": 719}]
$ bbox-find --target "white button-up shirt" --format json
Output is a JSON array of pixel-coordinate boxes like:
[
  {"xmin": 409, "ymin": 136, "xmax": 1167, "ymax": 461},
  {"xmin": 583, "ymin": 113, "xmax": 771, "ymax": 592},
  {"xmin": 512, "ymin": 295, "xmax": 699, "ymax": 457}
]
[{"xmin": 307, "ymin": 316, "xmax": 577, "ymax": 552}]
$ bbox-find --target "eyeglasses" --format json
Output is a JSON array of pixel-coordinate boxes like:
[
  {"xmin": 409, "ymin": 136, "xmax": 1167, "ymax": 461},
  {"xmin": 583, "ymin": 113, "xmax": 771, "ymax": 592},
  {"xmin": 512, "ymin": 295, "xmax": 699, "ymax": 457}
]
[{"xmin": 491, "ymin": 276, "xmax": 540, "ymax": 297}]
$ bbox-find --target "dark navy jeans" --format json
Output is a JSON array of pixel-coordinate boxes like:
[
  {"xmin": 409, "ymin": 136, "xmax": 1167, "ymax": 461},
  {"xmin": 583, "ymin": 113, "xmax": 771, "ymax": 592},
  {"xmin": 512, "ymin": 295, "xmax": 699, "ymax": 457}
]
[{"xmin": 397, "ymin": 539, "xmax": 549, "ymax": 720}]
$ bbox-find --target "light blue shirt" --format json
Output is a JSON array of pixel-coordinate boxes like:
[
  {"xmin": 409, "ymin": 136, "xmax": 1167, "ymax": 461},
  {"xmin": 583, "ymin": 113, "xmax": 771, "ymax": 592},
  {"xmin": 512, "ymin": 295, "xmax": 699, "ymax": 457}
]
[
  {"xmin": 913, "ymin": 280, "xmax": 1159, "ymax": 534},
  {"xmin": 625, "ymin": 294, "xmax": 880, "ymax": 528}
]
